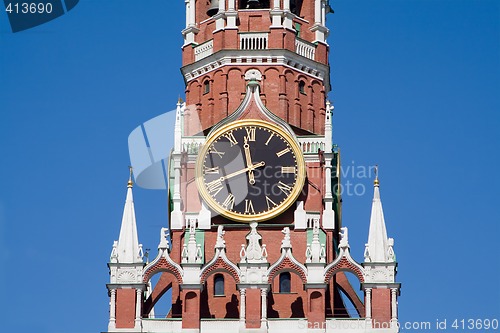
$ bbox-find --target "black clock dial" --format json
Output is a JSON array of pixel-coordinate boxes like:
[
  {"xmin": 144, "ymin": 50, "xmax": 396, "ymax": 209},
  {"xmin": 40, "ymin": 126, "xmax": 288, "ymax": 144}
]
[{"xmin": 196, "ymin": 120, "xmax": 305, "ymax": 222}]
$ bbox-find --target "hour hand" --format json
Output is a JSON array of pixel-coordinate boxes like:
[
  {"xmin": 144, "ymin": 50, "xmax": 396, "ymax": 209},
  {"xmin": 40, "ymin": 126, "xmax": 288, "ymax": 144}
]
[
  {"xmin": 244, "ymin": 137, "xmax": 255, "ymax": 185},
  {"xmin": 248, "ymin": 170, "xmax": 255, "ymax": 185},
  {"xmin": 243, "ymin": 137, "xmax": 253, "ymax": 167}
]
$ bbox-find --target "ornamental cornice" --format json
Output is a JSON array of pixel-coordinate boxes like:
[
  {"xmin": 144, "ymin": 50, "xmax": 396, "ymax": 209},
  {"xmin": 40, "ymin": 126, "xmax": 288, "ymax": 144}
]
[{"xmin": 181, "ymin": 49, "xmax": 330, "ymax": 90}]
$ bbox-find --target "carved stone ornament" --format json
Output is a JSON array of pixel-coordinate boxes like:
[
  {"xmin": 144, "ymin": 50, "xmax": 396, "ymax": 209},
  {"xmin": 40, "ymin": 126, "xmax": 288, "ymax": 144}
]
[
  {"xmin": 244, "ymin": 69, "xmax": 262, "ymax": 81},
  {"xmin": 117, "ymin": 270, "xmax": 136, "ymax": 283}
]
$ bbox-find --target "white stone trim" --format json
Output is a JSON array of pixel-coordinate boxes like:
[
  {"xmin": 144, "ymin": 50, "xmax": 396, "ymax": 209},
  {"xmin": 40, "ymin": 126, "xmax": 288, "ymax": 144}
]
[
  {"xmin": 239, "ymin": 32, "xmax": 269, "ymax": 50},
  {"xmin": 181, "ymin": 50, "xmax": 330, "ymax": 91},
  {"xmin": 194, "ymin": 39, "xmax": 214, "ymax": 61}
]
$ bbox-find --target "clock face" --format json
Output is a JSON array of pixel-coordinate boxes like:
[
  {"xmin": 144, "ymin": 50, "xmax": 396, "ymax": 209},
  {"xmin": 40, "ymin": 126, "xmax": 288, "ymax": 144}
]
[{"xmin": 196, "ymin": 120, "xmax": 305, "ymax": 222}]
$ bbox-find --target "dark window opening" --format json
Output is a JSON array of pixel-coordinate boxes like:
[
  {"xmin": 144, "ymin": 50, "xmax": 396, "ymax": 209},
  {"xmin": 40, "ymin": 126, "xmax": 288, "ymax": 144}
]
[
  {"xmin": 290, "ymin": 0, "xmax": 303, "ymax": 16},
  {"xmin": 214, "ymin": 274, "xmax": 225, "ymax": 296},
  {"xmin": 203, "ymin": 80, "xmax": 210, "ymax": 94},
  {"xmin": 279, "ymin": 272, "xmax": 291, "ymax": 293},
  {"xmin": 239, "ymin": 0, "xmax": 270, "ymax": 9},
  {"xmin": 299, "ymin": 80, "xmax": 306, "ymax": 95}
]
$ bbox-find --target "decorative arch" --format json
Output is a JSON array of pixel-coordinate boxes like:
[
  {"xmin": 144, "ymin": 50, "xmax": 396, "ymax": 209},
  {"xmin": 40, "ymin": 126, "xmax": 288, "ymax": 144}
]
[
  {"xmin": 143, "ymin": 256, "xmax": 183, "ymax": 284},
  {"xmin": 200, "ymin": 257, "xmax": 240, "ymax": 284},
  {"xmin": 324, "ymin": 256, "xmax": 365, "ymax": 284},
  {"xmin": 268, "ymin": 257, "xmax": 307, "ymax": 284}
]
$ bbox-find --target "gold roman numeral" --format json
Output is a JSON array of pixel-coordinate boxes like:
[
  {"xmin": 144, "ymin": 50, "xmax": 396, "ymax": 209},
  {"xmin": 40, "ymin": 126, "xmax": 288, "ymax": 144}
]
[
  {"xmin": 222, "ymin": 193, "xmax": 235, "ymax": 210},
  {"xmin": 245, "ymin": 127, "xmax": 256, "ymax": 142},
  {"xmin": 209, "ymin": 146, "xmax": 225, "ymax": 158},
  {"xmin": 281, "ymin": 166, "xmax": 296, "ymax": 174},
  {"xmin": 276, "ymin": 147, "xmax": 290, "ymax": 157},
  {"xmin": 277, "ymin": 181, "xmax": 292, "ymax": 195},
  {"xmin": 223, "ymin": 131, "xmax": 238, "ymax": 146},
  {"xmin": 206, "ymin": 179, "xmax": 223, "ymax": 197},
  {"xmin": 266, "ymin": 196, "xmax": 278, "ymax": 210},
  {"xmin": 265, "ymin": 133, "xmax": 274, "ymax": 146},
  {"xmin": 204, "ymin": 166, "xmax": 220, "ymax": 174},
  {"xmin": 245, "ymin": 199, "xmax": 255, "ymax": 214}
]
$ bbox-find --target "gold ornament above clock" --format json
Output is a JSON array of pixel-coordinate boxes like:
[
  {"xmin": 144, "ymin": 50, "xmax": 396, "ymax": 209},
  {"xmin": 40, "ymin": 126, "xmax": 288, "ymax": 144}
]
[{"xmin": 195, "ymin": 119, "xmax": 306, "ymax": 222}]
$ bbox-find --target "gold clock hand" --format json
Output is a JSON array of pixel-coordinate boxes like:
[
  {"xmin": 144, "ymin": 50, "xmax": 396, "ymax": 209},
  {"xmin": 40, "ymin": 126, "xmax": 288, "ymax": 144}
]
[
  {"xmin": 248, "ymin": 170, "xmax": 255, "ymax": 185},
  {"xmin": 244, "ymin": 137, "xmax": 253, "ymax": 167},
  {"xmin": 219, "ymin": 161, "xmax": 265, "ymax": 182},
  {"xmin": 244, "ymin": 137, "xmax": 256, "ymax": 185}
]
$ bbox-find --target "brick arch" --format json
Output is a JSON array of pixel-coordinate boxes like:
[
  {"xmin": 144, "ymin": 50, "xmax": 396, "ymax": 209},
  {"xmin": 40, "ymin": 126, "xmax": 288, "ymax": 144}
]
[
  {"xmin": 143, "ymin": 274, "xmax": 179, "ymax": 316},
  {"xmin": 324, "ymin": 257, "xmax": 364, "ymax": 284},
  {"xmin": 262, "ymin": 67, "xmax": 280, "ymax": 113},
  {"xmin": 143, "ymin": 257, "xmax": 183, "ymax": 285},
  {"xmin": 268, "ymin": 257, "xmax": 307, "ymax": 284},
  {"xmin": 296, "ymin": 74, "xmax": 310, "ymax": 85},
  {"xmin": 200, "ymin": 74, "xmax": 212, "ymax": 84},
  {"xmin": 227, "ymin": 67, "xmax": 245, "ymax": 113},
  {"xmin": 200, "ymin": 257, "xmax": 240, "ymax": 284}
]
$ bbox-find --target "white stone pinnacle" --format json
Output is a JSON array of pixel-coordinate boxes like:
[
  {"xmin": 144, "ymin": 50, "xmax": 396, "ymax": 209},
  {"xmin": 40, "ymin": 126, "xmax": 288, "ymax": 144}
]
[
  {"xmin": 115, "ymin": 180, "xmax": 143, "ymax": 264},
  {"xmin": 366, "ymin": 180, "xmax": 393, "ymax": 263}
]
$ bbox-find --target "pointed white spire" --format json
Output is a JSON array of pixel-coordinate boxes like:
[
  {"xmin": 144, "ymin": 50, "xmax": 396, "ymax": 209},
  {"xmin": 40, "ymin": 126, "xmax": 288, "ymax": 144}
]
[
  {"xmin": 365, "ymin": 167, "xmax": 393, "ymax": 263},
  {"xmin": 115, "ymin": 168, "xmax": 143, "ymax": 264}
]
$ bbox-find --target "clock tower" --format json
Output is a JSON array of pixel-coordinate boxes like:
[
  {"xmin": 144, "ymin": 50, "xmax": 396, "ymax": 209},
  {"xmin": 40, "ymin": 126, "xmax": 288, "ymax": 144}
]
[{"xmin": 104, "ymin": 1, "xmax": 401, "ymax": 333}]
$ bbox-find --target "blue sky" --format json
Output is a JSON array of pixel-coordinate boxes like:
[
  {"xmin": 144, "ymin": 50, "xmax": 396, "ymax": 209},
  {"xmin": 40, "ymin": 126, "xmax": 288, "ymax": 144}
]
[{"xmin": 0, "ymin": 0, "xmax": 499, "ymax": 332}]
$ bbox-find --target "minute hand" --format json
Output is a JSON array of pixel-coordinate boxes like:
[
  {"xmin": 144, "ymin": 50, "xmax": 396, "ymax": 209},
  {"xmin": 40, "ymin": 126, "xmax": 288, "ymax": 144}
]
[{"xmin": 220, "ymin": 161, "xmax": 265, "ymax": 181}]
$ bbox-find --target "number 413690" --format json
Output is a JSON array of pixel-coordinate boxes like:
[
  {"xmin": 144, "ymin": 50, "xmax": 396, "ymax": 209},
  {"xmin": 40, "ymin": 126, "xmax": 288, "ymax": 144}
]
[
  {"xmin": 5, "ymin": 2, "xmax": 53, "ymax": 14},
  {"xmin": 451, "ymin": 319, "xmax": 499, "ymax": 330}
]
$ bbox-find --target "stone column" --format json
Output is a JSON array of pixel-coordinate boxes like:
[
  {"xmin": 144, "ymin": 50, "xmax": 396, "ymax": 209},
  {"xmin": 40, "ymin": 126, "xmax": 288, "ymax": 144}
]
[
  {"xmin": 365, "ymin": 288, "xmax": 372, "ymax": 327},
  {"xmin": 135, "ymin": 288, "xmax": 142, "ymax": 329},
  {"xmin": 260, "ymin": 288, "xmax": 267, "ymax": 328},
  {"xmin": 391, "ymin": 288, "xmax": 398, "ymax": 328},
  {"xmin": 184, "ymin": 0, "xmax": 189, "ymax": 28},
  {"xmin": 314, "ymin": 0, "xmax": 321, "ymax": 24},
  {"xmin": 240, "ymin": 288, "xmax": 246, "ymax": 328},
  {"xmin": 108, "ymin": 289, "xmax": 116, "ymax": 330},
  {"xmin": 189, "ymin": 0, "xmax": 195, "ymax": 26}
]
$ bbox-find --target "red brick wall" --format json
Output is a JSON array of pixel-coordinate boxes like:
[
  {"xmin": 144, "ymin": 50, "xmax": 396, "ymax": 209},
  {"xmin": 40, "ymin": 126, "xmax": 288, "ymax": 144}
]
[
  {"xmin": 372, "ymin": 288, "xmax": 391, "ymax": 326},
  {"xmin": 202, "ymin": 272, "xmax": 240, "ymax": 318},
  {"xmin": 184, "ymin": 66, "xmax": 326, "ymax": 134},
  {"xmin": 270, "ymin": 273, "xmax": 307, "ymax": 318},
  {"xmin": 116, "ymin": 289, "xmax": 136, "ymax": 328}
]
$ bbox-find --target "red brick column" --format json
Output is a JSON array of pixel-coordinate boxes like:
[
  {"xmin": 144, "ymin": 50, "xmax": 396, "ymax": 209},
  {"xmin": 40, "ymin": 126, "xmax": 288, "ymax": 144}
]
[
  {"xmin": 245, "ymin": 288, "xmax": 262, "ymax": 328},
  {"xmin": 371, "ymin": 288, "xmax": 391, "ymax": 329},
  {"xmin": 115, "ymin": 289, "xmax": 136, "ymax": 329},
  {"xmin": 307, "ymin": 288, "xmax": 325, "ymax": 328},
  {"xmin": 182, "ymin": 289, "xmax": 201, "ymax": 329}
]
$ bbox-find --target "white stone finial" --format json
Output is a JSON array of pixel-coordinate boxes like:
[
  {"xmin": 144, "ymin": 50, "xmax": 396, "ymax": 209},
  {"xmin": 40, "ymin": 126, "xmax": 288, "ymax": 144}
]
[
  {"xmin": 364, "ymin": 243, "xmax": 371, "ymax": 262},
  {"xmin": 243, "ymin": 222, "xmax": 267, "ymax": 263},
  {"xmin": 281, "ymin": 227, "xmax": 291, "ymax": 248},
  {"xmin": 138, "ymin": 244, "xmax": 144, "ymax": 260},
  {"xmin": 182, "ymin": 219, "xmax": 202, "ymax": 264},
  {"xmin": 339, "ymin": 226, "xmax": 349, "ymax": 249},
  {"xmin": 306, "ymin": 219, "xmax": 325, "ymax": 263},
  {"xmin": 240, "ymin": 244, "xmax": 247, "ymax": 263},
  {"xmin": 110, "ymin": 241, "xmax": 118, "ymax": 262},
  {"xmin": 159, "ymin": 227, "xmax": 170, "ymax": 249},
  {"xmin": 387, "ymin": 238, "xmax": 395, "ymax": 262},
  {"xmin": 215, "ymin": 225, "xmax": 226, "ymax": 249}
]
